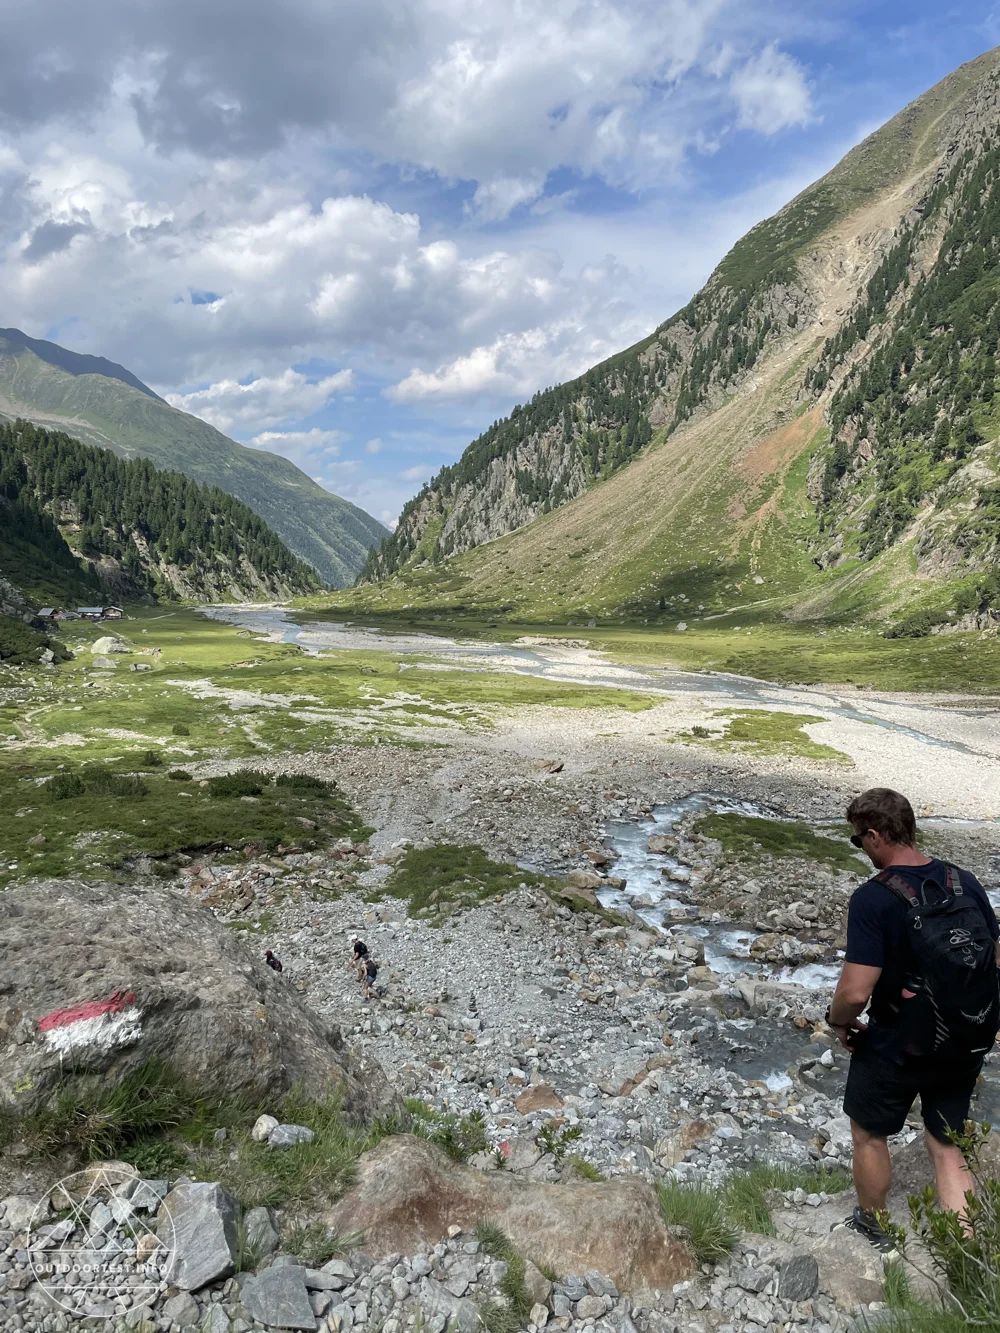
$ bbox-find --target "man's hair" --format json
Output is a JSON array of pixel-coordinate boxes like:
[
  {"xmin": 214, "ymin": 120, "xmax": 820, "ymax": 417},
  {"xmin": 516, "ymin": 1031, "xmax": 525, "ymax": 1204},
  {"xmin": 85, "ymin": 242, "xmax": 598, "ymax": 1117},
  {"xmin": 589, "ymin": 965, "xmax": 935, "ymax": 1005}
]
[{"xmin": 846, "ymin": 788, "xmax": 917, "ymax": 846}]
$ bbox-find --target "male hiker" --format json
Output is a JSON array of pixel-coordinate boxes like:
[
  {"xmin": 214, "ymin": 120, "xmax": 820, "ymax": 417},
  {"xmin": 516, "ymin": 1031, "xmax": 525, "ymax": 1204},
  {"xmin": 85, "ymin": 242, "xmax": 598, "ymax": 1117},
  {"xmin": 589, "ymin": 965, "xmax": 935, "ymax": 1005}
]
[
  {"xmin": 264, "ymin": 949, "xmax": 283, "ymax": 973},
  {"xmin": 361, "ymin": 956, "xmax": 379, "ymax": 1000},
  {"xmin": 827, "ymin": 787, "xmax": 1000, "ymax": 1249},
  {"xmin": 350, "ymin": 936, "xmax": 369, "ymax": 979}
]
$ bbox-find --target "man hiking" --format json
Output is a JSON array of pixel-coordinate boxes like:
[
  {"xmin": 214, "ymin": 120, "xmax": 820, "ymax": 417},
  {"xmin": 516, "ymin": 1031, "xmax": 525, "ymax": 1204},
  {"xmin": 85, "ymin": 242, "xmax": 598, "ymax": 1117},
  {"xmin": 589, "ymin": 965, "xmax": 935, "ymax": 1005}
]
[
  {"xmin": 361, "ymin": 956, "xmax": 379, "ymax": 1001},
  {"xmin": 827, "ymin": 787, "xmax": 1000, "ymax": 1250},
  {"xmin": 350, "ymin": 936, "xmax": 369, "ymax": 979}
]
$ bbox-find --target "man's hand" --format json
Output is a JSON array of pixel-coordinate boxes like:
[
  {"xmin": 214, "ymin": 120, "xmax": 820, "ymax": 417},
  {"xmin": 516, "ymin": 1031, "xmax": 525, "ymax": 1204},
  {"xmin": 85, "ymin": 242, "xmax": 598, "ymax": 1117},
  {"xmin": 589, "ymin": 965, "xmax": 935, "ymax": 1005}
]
[
  {"xmin": 828, "ymin": 961, "xmax": 881, "ymax": 1052},
  {"xmin": 828, "ymin": 1018, "xmax": 861, "ymax": 1051}
]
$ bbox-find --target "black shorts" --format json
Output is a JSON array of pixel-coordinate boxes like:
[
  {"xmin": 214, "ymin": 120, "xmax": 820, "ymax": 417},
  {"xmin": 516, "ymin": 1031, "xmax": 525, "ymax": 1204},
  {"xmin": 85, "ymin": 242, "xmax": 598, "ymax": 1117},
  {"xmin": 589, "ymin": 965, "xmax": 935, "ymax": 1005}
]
[{"xmin": 843, "ymin": 1041, "xmax": 983, "ymax": 1142}]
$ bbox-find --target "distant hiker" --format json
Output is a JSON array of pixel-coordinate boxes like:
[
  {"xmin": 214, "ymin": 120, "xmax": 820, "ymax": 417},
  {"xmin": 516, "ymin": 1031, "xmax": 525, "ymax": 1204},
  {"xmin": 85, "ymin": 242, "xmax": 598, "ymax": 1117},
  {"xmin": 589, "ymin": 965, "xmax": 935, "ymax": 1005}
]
[
  {"xmin": 351, "ymin": 936, "xmax": 369, "ymax": 979},
  {"xmin": 827, "ymin": 787, "xmax": 1000, "ymax": 1250},
  {"xmin": 264, "ymin": 949, "xmax": 283, "ymax": 973},
  {"xmin": 362, "ymin": 957, "xmax": 379, "ymax": 1000}
]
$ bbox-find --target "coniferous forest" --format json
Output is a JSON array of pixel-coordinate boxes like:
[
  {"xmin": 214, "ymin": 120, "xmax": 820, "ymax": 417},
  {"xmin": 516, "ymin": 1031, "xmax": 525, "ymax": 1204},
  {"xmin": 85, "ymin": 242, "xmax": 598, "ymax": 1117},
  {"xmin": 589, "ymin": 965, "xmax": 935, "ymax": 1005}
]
[{"xmin": 0, "ymin": 420, "xmax": 321, "ymax": 599}]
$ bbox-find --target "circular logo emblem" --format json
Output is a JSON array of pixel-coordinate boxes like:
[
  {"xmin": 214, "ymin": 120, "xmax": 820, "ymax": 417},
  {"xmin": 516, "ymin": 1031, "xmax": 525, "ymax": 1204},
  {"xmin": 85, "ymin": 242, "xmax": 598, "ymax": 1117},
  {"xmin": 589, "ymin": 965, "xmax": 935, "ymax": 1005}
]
[{"xmin": 26, "ymin": 1164, "xmax": 176, "ymax": 1319}]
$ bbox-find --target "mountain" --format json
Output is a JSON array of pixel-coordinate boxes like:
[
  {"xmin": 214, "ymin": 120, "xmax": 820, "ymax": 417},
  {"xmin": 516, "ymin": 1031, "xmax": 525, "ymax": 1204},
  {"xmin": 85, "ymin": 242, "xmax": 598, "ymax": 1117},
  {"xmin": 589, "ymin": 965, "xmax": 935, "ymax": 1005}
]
[
  {"xmin": 0, "ymin": 419, "xmax": 320, "ymax": 603},
  {"xmin": 0, "ymin": 328, "xmax": 388, "ymax": 587},
  {"xmin": 358, "ymin": 48, "xmax": 1000, "ymax": 635}
]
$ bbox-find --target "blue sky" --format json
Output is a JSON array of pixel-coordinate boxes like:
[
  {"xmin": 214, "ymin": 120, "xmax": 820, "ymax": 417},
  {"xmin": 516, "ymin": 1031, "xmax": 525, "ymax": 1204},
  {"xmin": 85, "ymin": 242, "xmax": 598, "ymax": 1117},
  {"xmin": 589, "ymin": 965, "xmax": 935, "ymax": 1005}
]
[{"xmin": 2, "ymin": 1, "xmax": 1000, "ymax": 528}]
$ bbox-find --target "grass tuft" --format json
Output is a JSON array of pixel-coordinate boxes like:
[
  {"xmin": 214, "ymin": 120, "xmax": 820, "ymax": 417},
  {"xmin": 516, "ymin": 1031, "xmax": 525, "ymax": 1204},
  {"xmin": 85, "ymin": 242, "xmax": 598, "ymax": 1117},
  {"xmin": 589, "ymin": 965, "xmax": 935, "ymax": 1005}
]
[
  {"xmin": 693, "ymin": 811, "xmax": 863, "ymax": 874},
  {"xmin": 385, "ymin": 843, "xmax": 558, "ymax": 923},
  {"xmin": 722, "ymin": 1163, "xmax": 852, "ymax": 1235},
  {"xmin": 656, "ymin": 1181, "xmax": 739, "ymax": 1263}
]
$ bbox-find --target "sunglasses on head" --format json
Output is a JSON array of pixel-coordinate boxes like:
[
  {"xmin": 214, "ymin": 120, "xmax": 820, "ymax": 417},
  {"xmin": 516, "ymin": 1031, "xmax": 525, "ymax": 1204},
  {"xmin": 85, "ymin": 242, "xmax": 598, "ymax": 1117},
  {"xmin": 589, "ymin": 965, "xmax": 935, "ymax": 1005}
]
[{"xmin": 850, "ymin": 829, "xmax": 874, "ymax": 848}]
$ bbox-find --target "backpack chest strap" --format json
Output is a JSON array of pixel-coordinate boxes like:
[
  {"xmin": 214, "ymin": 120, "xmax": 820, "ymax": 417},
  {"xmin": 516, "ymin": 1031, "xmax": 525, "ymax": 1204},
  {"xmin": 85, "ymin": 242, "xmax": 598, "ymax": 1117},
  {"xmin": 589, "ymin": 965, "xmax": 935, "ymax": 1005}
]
[{"xmin": 874, "ymin": 864, "xmax": 957, "ymax": 907}]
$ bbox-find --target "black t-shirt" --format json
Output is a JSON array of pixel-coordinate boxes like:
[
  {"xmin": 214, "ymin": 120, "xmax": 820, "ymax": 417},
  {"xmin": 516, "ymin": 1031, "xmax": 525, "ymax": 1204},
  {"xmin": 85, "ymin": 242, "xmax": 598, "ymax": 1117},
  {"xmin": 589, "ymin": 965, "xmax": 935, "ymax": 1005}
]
[
  {"xmin": 353, "ymin": 940, "xmax": 368, "ymax": 959},
  {"xmin": 846, "ymin": 858, "xmax": 999, "ymax": 1056},
  {"xmin": 365, "ymin": 959, "xmax": 378, "ymax": 979}
]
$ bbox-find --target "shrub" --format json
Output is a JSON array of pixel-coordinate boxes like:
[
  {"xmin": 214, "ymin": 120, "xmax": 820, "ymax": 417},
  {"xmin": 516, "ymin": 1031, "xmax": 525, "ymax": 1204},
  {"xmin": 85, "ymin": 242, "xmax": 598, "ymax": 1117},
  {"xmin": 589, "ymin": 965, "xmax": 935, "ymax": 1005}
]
[
  {"xmin": 140, "ymin": 750, "xmax": 163, "ymax": 767},
  {"xmin": 81, "ymin": 768, "xmax": 148, "ymax": 799},
  {"xmin": 168, "ymin": 769, "xmax": 193, "ymax": 781},
  {"xmin": 407, "ymin": 1101, "xmax": 489, "ymax": 1162},
  {"xmin": 208, "ymin": 770, "xmax": 270, "ymax": 799},
  {"xmin": 276, "ymin": 773, "xmax": 334, "ymax": 793},
  {"xmin": 171, "ymin": 722, "xmax": 191, "ymax": 736},
  {"xmin": 47, "ymin": 772, "xmax": 85, "ymax": 800}
]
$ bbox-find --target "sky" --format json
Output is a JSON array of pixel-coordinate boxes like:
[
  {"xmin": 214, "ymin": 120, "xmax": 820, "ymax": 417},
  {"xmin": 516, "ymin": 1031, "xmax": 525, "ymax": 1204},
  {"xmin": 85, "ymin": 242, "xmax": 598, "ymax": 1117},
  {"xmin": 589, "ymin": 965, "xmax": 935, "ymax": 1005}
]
[{"xmin": 3, "ymin": 3, "xmax": 1000, "ymax": 528}]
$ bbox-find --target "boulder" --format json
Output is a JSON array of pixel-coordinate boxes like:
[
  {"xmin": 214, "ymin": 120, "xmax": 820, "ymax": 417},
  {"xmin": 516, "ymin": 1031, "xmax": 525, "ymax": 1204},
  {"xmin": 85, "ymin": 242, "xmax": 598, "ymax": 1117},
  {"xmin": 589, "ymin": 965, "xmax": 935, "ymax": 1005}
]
[
  {"xmin": 325, "ymin": 1135, "xmax": 694, "ymax": 1293},
  {"xmin": 159, "ymin": 1181, "xmax": 239, "ymax": 1292},
  {"xmin": 91, "ymin": 656, "xmax": 118, "ymax": 669},
  {"xmin": 244, "ymin": 1205, "xmax": 280, "ymax": 1260},
  {"xmin": 162, "ymin": 1292, "xmax": 200, "ymax": 1328},
  {"xmin": 417, "ymin": 1276, "xmax": 480, "ymax": 1333},
  {"xmin": 647, "ymin": 835, "xmax": 676, "ymax": 855},
  {"xmin": 565, "ymin": 869, "xmax": 602, "ymax": 891},
  {"xmin": 0, "ymin": 880, "xmax": 396, "ymax": 1123},
  {"xmin": 241, "ymin": 1265, "xmax": 317, "ymax": 1330},
  {"xmin": 515, "ymin": 1085, "xmax": 564, "ymax": 1114},
  {"xmin": 777, "ymin": 1253, "xmax": 819, "ymax": 1302},
  {"xmin": 654, "ymin": 1119, "xmax": 715, "ymax": 1168},
  {"xmin": 252, "ymin": 1114, "xmax": 280, "ymax": 1142},
  {"xmin": 269, "ymin": 1123, "xmax": 315, "ymax": 1148},
  {"xmin": 810, "ymin": 1230, "xmax": 886, "ymax": 1308},
  {"xmin": 92, "ymin": 637, "xmax": 132, "ymax": 655}
]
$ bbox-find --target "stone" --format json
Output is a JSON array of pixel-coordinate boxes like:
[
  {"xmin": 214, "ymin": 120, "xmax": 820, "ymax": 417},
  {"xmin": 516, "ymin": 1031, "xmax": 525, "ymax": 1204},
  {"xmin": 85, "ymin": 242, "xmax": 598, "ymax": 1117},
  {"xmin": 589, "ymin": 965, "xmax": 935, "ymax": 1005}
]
[
  {"xmin": 131, "ymin": 1179, "xmax": 168, "ymax": 1212},
  {"xmin": 566, "ymin": 869, "xmax": 602, "ymax": 891},
  {"xmin": 778, "ymin": 1253, "xmax": 819, "ymax": 1302},
  {"xmin": 252, "ymin": 1114, "xmax": 280, "ymax": 1142},
  {"xmin": 584, "ymin": 1269, "xmax": 617, "ymax": 1298},
  {"xmin": 320, "ymin": 1259, "xmax": 356, "ymax": 1287},
  {"xmin": 444, "ymin": 1258, "xmax": 476, "ymax": 1297},
  {"xmin": 201, "ymin": 1304, "xmax": 231, "ymax": 1333},
  {"xmin": 654, "ymin": 1120, "xmax": 714, "ymax": 1168},
  {"xmin": 161, "ymin": 1292, "xmax": 200, "ymax": 1328},
  {"xmin": 92, "ymin": 637, "xmax": 132, "ymax": 655},
  {"xmin": 530, "ymin": 1303, "xmax": 549, "ymax": 1328},
  {"xmin": 646, "ymin": 835, "xmax": 675, "ymax": 855},
  {"xmin": 91, "ymin": 655, "xmax": 118, "ymax": 669},
  {"xmin": 2, "ymin": 1197, "xmax": 39, "ymax": 1235},
  {"xmin": 0, "ymin": 879, "xmax": 398, "ymax": 1122},
  {"xmin": 515, "ymin": 1085, "xmax": 564, "ymax": 1114},
  {"xmin": 325, "ymin": 1136, "xmax": 695, "ymax": 1293},
  {"xmin": 311, "ymin": 1290, "xmax": 333, "ymax": 1316},
  {"xmin": 575, "ymin": 1295, "xmax": 606, "ymax": 1319},
  {"xmin": 241, "ymin": 1265, "xmax": 318, "ymax": 1330},
  {"xmin": 269, "ymin": 1123, "xmax": 316, "ymax": 1148},
  {"xmin": 811, "ymin": 1231, "xmax": 886, "ymax": 1308},
  {"xmin": 417, "ymin": 1277, "xmax": 481, "ymax": 1333},
  {"xmin": 244, "ymin": 1206, "xmax": 280, "ymax": 1260},
  {"xmin": 159, "ymin": 1181, "xmax": 239, "ymax": 1291},
  {"xmin": 522, "ymin": 1260, "xmax": 553, "ymax": 1307}
]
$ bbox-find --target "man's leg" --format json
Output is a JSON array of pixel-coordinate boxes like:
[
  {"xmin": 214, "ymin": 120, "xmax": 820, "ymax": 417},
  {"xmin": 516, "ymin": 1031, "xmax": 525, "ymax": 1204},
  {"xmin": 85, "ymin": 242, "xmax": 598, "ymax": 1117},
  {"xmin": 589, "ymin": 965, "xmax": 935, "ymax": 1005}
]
[
  {"xmin": 851, "ymin": 1120, "xmax": 893, "ymax": 1213},
  {"xmin": 924, "ymin": 1129, "xmax": 975, "ymax": 1217}
]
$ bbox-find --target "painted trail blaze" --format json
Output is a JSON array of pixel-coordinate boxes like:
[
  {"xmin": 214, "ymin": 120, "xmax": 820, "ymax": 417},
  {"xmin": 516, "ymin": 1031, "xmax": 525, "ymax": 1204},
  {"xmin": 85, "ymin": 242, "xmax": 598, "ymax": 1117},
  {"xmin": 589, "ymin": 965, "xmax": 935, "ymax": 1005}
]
[{"xmin": 37, "ymin": 991, "xmax": 142, "ymax": 1056}]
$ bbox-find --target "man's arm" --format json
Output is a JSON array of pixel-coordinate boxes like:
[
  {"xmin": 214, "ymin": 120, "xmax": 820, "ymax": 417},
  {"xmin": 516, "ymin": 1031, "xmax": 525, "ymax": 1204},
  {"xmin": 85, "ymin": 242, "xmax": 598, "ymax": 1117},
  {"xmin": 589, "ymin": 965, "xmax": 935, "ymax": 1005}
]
[{"xmin": 828, "ymin": 962, "xmax": 881, "ymax": 1045}]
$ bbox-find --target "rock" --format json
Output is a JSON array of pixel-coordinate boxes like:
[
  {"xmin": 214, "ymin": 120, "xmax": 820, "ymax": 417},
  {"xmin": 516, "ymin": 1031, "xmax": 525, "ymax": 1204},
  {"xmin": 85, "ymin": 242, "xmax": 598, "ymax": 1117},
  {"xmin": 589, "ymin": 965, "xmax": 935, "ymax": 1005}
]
[
  {"xmin": 530, "ymin": 1302, "xmax": 549, "ymax": 1327},
  {"xmin": 320, "ymin": 1259, "xmax": 356, "ymax": 1286},
  {"xmin": 811, "ymin": 1230, "xmax": 886, "ymax": 1308},
  {"xmin": 515, "ymin": 1085, "xmax": 564, "ymax": 1114},
  {"xmin": 647, "ymin": 835, "xmax": 676, "ymax": 855},
  {"xmin": 269, "ymin": 1123, "xmax": 315, "ymax": 1148},
  {"xmin": 575, "ymin": 1295, "xmax": 605, "ymax": 1319},
  {"xmin": 91, "ymin": 655, "xmax": 118, "ymax": 669},
  {"xmin": 325, "ymin": 1135, "xmax": 695, "ymax": 1292},
  {"xmin": 162, "ymin": 1292, "xmax": 200, "ymax": 1328},
  {"xmin": 2, "ymin": 1196, "xmax": 39, "ymax": 1235},
  {"xmin": 675, "ymin": 623, "xmax": 687, "ymax": 633},
  {"xmin": 244, "ymin": 1205, "xmax": 280, "ymax": 1260},
  {"xmin": 444, "ymin": 1257, "xmax": 477, "ymax": 1297},
  {"xmin": 818, "ymin": 1115, "xmax": 854, "ymax": 1158},
  {"xmin": 305, "ymin": 1268, "xmax": 351, "ymax": 1291},
  {"xmin": 417, "ymin": 1276, "xmax": 481, "ymax": 1333},
  {"xmin": 565, "ymin": 869, "xmax": 602, "ymax": 891},
  {"xmin": 92, "ymin": 637, "xmax": 132, "ymax": 654},
  {"xmin": 159, "ymin": 1181, "xmax": 239, "ymax": 1291},
  {"xmin": 584, "ymin": 1270, "xmax": 617, "ymax": 1298},
  {"xmin": 0, "ymin": 879, "xmax": 397, "ymax": 1122},
  {"xmin": 672, "ymin": 934, "xmax": 705, "ymax": 966},
  {"xmin": 778, "ymin": 1253, "xmax": 819, "ymax": 1302},
  {"xmin": 522, "ymin": 1259, "xmax": 553, "ymax": 1306},
  {"xmin": 654, "ymin": 1120, "xmax": 715, "ymax": 1168},
  {"xmin": 241, "ymin": 1265, "xmax": 318, "ymax": 1330},
  {"xmin": 252, "ymin": 1114, "xmax": 280, "ymax": 1142}
]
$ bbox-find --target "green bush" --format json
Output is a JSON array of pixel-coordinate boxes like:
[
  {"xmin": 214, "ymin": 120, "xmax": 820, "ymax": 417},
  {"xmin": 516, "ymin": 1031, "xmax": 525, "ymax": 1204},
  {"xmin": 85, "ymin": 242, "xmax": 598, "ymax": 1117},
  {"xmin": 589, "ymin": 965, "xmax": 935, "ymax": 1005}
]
[
  {"xmin": 47, "ymin": 772, "xmax": 85, "ymax": 800},
  {"xmin": 171, "ymin": 722, "xmax": 191, "ymax": 736},
  {"xmin": 276, "ymin": 773, "xmax": 334, "ymax": 793},
  {"xmin": 168, "ymin": 769, "xmax": 193, "ymax": 781},
  {"xmin": 208, "ymin": 770, "xmax": 270, "ymax": 798},
  {"xmin": 80, "ymin": 767, "xmax": 148, "ymax": 799},
  {"xmin": 406, "ymin": 1100, "xmax": 490, "ymax": 1162},
  {"xmin": 140, "ymin": 749, "xmax": 163, "ymax": 767},
  {"xmin": 884, "ymin": 608, "xmax": 950, "ymax": 639}
]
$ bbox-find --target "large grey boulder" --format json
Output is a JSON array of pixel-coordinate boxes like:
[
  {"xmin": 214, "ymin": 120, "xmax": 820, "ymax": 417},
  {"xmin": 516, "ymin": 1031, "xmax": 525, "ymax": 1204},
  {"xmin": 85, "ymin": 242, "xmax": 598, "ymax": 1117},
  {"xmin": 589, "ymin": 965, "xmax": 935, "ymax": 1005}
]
[
  {"xmin": 241, "ymin": 1265, "xmax": 318, "ymax": 1330},
  {"xmin": 159, "ymin": 1181, "xmax": 239, "ymax": 1292},
  {"xmin": 0, "ymin": 880, "xmax": 395, "ymax": 1123}
]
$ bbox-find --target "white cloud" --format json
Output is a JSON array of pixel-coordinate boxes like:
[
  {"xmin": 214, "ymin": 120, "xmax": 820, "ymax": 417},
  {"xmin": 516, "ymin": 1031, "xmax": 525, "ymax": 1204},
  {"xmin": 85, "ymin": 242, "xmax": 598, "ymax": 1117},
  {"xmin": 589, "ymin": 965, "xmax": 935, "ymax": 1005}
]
[
  {"xmin": 465, "ymin": 176, "xmax": 545, "ymax": 222},
  {"xmin": 730, "ymin": 43, "xmax": 813, "ymax": 135},
  {"xmin": 165, "ymin": 369, "xmax": 353, "ymax": 433},
  {"xmin": 400, "ymin": 464, "xmax": 433, "ymax": 482},
  {"xmin": 365, "ymin": 437, "xmax": 383, "ymax": 453}
]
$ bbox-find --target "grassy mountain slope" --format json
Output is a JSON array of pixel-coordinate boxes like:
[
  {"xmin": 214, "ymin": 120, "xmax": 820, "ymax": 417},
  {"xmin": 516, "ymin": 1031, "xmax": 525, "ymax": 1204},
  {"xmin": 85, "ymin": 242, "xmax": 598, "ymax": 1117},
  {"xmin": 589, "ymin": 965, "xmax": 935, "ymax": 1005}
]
[
  {"xmin": 350, "ymin": 47, "xmax": 1000, "ymax": 634},
  {"xmin": 0, "ymin": 329, "xmax": 387, "ymax": 586},
  {"xmin": 0, "ymin": 419, "xmax": 320, "ymax": 604}
]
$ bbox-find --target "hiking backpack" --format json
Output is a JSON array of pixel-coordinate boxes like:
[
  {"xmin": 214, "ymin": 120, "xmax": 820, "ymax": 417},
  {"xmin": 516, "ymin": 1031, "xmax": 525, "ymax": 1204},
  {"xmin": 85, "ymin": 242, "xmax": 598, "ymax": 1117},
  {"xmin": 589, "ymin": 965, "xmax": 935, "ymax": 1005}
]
[{"xmin": 877, "ymin": 864, "xmax": 1000, "ymax": 1058}]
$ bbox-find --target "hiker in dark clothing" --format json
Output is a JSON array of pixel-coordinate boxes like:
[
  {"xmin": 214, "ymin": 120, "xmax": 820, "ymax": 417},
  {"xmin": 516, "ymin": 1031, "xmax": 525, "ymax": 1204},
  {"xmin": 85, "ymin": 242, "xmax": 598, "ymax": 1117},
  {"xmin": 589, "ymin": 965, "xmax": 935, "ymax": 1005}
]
[
  {"xmin": 362, "ymin": 957, "xmax": 379, "ymax": 1000},
  {"xmin": 264, "ymin": 949, "xmax": 283, "ymax": 973},
  {"xmin": 827, "ymin": 788, "xmax": 1000, "ymax": 1250},
  {"xmin": 351, "ymin": 936, "xmax": 369, "ymax": 979}
]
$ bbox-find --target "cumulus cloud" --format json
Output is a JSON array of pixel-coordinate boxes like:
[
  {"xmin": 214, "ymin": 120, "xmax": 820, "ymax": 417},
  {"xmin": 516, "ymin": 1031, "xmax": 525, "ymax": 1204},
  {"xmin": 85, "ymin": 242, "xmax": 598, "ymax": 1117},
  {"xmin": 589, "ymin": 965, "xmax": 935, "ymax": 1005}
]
[
  {"xmin": 166, "ymin": 369, "xmax": 353, "ymax": 433},
  {"xmin": 730, "ymin": 43, "xmax": 813, "ymax": 135},
  {"xmin": 365, "ymin": 438, "xmax": 384, "ymax": 453}
]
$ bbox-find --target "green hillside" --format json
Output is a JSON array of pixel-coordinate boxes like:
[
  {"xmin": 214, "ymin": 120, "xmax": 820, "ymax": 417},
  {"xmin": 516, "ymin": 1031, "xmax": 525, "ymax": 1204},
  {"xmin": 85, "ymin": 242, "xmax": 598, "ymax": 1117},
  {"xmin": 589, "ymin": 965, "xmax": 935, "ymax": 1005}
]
[
  {"xmin": 345, "ymin": 48, "xmax": 1000, "ymax": 643},
  {"xmin": 1, "ymin": 419, "xmax": 319, "ymax": 603},
  {"xmin": 0, "ymin": 329, "xmax": 387, "ymax": 586}
]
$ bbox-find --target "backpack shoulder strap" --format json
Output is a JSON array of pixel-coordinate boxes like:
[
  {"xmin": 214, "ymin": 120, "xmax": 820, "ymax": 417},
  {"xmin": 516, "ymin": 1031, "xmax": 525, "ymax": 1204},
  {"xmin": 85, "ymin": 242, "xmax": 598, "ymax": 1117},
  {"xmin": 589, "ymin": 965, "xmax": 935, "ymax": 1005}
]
[{"xmin": 874, "ymin": 869, "xmax": 918, "ymax": 907}]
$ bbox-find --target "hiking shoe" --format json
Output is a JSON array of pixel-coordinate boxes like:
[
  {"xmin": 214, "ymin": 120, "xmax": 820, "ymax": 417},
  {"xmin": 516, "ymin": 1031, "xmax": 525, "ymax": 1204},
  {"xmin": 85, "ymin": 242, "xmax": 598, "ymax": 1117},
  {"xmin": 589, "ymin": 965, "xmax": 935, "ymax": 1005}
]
[{"xmin": 831, "ymin": 1206, "xmax": 895, "ymax": 1253}]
